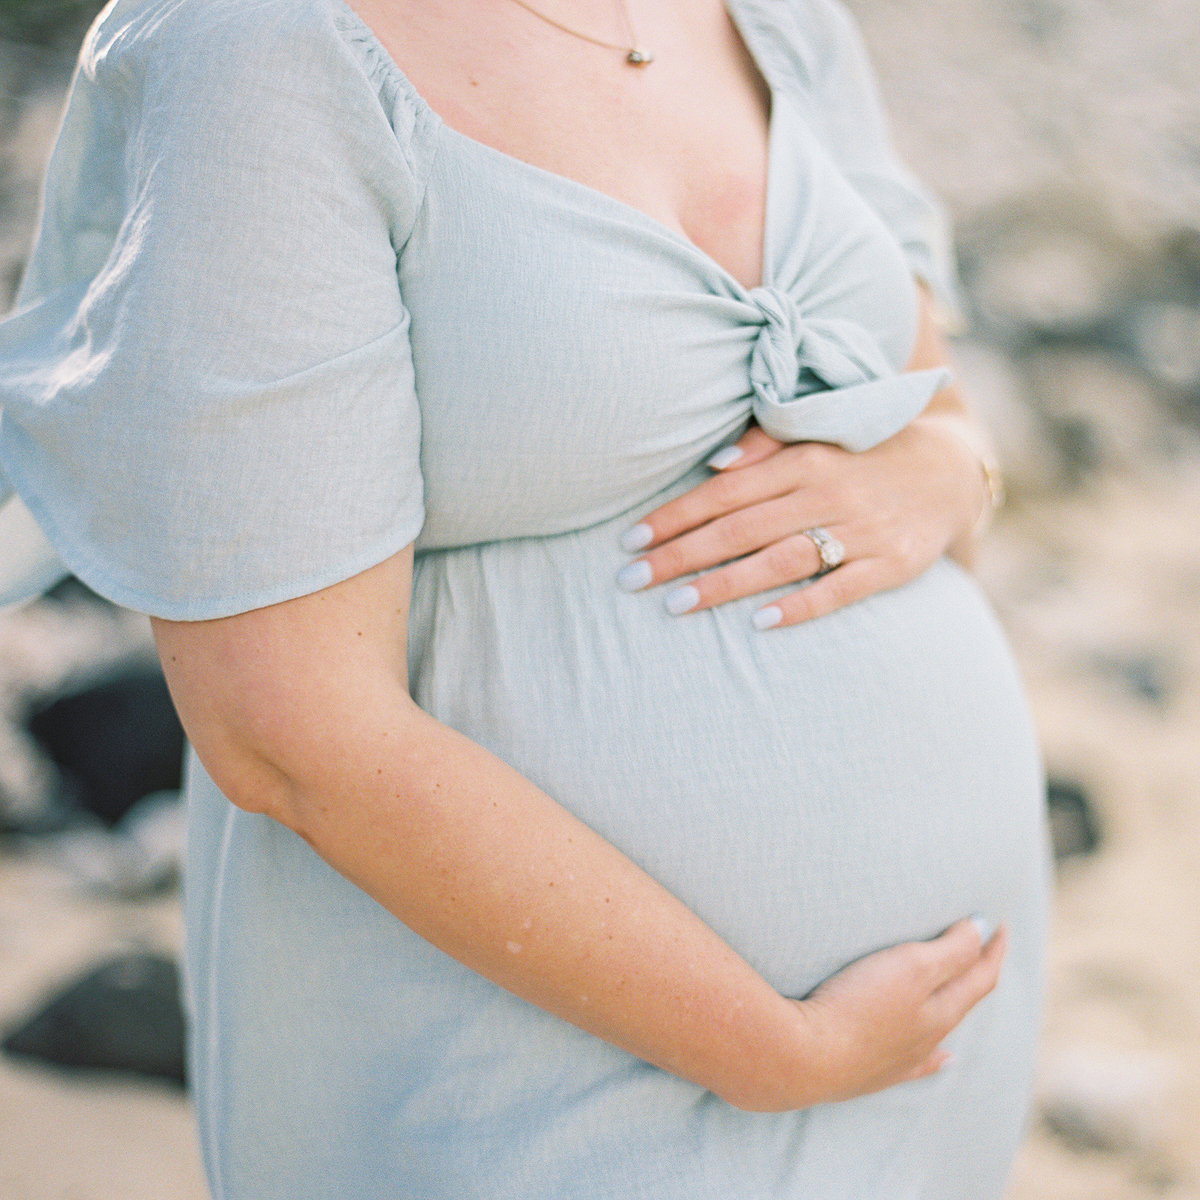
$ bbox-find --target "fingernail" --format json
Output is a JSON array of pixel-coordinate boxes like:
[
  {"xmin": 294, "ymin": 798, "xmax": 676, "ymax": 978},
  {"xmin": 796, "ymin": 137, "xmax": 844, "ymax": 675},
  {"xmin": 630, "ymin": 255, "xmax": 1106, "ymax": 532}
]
[
  {"xmin": 617, "ymin": 560, "xmax": 653, "ymax": 592},
  {"xmin": 969, "ymin": 915, "xmax": 994, "ymax": 945},
  {"xmin": 707, "ymin": 445, "xmax": 744, "ymax": 470},
  {"xmin": 620, "ymin": 523, "xmax": 653, "ymax": 552},
  {"xmin": 664, "ymin": 585, "xmax": 699, "ymax": 615},
  {"xmin": 752, "ymin": 605, "xmax": 783, "ymax": 631}
]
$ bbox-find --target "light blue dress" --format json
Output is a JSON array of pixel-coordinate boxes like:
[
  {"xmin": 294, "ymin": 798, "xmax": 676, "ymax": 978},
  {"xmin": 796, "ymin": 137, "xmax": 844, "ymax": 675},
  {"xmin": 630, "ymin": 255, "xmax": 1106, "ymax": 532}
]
[{"xmin": 0, "ymin": 0, "xmax": 1049, "ymax": 1195}]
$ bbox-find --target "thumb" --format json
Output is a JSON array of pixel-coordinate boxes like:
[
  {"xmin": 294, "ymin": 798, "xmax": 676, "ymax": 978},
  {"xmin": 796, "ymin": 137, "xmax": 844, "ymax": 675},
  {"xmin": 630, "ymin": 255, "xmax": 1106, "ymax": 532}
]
[
  {"xmin": 707, "ymin": 422, "xmax": 785, "ymax": 471},
  {"xmin": 924, "ymin": 917, "xmax": 998, "ymax": 990}
]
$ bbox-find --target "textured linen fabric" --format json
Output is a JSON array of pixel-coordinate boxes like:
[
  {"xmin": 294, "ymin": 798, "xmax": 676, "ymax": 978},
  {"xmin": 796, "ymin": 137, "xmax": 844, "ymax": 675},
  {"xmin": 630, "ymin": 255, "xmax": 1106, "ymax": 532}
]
[{"xmin": 0, "ymin": 1, "xmax": 1049, "ymax": 1197}]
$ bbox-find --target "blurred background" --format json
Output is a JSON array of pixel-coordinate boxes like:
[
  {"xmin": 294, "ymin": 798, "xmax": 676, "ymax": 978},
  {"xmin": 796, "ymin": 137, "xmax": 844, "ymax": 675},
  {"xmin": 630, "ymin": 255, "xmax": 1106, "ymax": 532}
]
[{"xmin": 1, "ymin": 0, "xmax": 1198, "ymax": 1196}]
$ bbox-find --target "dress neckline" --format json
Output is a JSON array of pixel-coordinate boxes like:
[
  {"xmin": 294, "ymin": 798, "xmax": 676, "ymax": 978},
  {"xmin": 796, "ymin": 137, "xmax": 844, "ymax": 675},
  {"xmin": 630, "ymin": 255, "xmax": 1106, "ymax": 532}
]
[{"xmin": 331, "ymin": 0, "xmax": 782, "ymax": 293}]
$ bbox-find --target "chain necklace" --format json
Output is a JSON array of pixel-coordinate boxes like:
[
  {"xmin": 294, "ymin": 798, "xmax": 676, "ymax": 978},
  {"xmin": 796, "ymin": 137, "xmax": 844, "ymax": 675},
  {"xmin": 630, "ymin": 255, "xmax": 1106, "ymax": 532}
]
[{"xmin": 508, "ymin": 0, "xmax": 654, "ymax": 65}]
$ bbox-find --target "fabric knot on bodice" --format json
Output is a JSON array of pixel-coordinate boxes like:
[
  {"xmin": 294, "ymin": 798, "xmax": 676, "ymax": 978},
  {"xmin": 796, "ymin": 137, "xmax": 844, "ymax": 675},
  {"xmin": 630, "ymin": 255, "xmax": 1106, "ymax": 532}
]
[{"xmin": 746, "ymin": 286, "xmax": 951, "ymax": 453}]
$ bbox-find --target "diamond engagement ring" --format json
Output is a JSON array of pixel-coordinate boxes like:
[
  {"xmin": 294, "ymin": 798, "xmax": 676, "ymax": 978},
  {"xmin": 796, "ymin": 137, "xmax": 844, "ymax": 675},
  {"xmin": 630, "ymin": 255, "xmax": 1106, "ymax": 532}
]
[{"xmin": 801, "ymin": 527, "xmax": 845, "ymax": 573}]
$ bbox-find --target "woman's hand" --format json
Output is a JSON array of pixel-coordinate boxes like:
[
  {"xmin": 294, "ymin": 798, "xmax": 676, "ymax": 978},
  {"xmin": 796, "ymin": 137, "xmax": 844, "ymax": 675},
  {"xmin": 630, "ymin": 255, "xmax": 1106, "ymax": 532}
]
[
  {"xmin": 790, "ymin": 918, "xmax": 1006, "ymax": 1104},
  {"xmin": 617, "ymin": 288, "xmax": 999, "ymax": 628}
]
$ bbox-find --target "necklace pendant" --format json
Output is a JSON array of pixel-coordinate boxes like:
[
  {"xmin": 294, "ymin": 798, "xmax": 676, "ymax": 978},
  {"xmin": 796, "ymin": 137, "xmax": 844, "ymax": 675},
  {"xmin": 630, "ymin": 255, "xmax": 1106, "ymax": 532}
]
[{"xmin": 625, "ymin": 47, "xmax": 654, "ymax": 64}]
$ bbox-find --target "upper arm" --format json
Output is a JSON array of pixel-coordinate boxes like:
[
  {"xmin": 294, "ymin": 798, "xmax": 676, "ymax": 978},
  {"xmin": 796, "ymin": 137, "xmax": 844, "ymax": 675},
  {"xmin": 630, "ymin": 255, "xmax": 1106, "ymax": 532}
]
[
  {"xmin": 151, "ymin": 545, "xmax": 415, "ymax": 823},
  {"xmin": 0, "ymin": 2, "xmax": 430, "ymax": 621}
]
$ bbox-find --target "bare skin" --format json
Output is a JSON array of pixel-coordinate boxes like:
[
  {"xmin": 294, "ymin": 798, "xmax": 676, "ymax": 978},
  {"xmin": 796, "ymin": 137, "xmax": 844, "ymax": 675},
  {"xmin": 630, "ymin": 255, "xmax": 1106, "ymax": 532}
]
[
  {"xmin": 153, "ymin": 0, "xmax": 1006, "ymax": 1112},
  {"xmin": 153, "ymin": 549, "xmax": 1004, "ymax": 1112},
  {"xmin": 351, "ymin": 0, "xmax": 771, "ymax": 288}
]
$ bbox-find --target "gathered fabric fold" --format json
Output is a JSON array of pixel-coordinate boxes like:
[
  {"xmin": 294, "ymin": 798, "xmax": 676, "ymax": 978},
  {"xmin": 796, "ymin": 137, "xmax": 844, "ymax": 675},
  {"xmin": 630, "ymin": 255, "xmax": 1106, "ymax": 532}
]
[{"xmin": 747, "ymin": 285, "xmax": 949, "ymax": 452}]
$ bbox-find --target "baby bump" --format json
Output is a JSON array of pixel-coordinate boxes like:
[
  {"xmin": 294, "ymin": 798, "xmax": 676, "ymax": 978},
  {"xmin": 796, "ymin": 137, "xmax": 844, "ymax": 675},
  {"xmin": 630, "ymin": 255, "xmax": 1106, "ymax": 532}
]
[{"xmin": 408, "ymin": 519, "xmax": 1047, "ymax": 999}]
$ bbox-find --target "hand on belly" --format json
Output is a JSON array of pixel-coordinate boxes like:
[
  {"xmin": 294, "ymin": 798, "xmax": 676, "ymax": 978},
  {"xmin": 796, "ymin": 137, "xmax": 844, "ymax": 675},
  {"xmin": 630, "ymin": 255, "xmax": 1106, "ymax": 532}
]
[{"xmin": 788, "ymin": 917, "xmax": 1006, "ymax": 1103}]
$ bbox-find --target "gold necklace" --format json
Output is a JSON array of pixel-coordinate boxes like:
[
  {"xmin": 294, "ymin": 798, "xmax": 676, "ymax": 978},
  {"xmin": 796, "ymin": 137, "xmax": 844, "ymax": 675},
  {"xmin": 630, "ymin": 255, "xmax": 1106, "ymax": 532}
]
[{"xmin": 508, "ymin": 0, "xmax": 654, "ymax": 65}]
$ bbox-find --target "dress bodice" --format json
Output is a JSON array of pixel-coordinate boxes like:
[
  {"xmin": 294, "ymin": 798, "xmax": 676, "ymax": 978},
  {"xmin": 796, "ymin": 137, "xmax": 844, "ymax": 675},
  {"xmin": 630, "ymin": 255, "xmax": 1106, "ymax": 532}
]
[{"xmin": 405, "ymin": 96, "xmax": 947, "ymax": 550}]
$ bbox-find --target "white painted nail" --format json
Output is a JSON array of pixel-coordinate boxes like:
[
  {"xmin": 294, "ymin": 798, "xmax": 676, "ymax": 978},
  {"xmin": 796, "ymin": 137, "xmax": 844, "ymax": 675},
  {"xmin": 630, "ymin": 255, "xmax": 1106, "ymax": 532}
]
[
  {"xmin": 707, "ymin": 445, "xmax": 744, "ymax": 470},
  {"xmin": 752, "ymin": 605, "xmax": 783, "ymax": 631},
  {"xmin": 620, "ymin": 523, "xmax": 653, "ymax": 552},
  {"xmin": 970, "ymin": 915, "xmax": 994, "ymax": 945},
  {"xmin": 664, "ymin": 585, "xmax": 700, "ymax": 615},
  {"xmin": 617, "ymin": 560, "xmax": 653, "ymax": 592}
]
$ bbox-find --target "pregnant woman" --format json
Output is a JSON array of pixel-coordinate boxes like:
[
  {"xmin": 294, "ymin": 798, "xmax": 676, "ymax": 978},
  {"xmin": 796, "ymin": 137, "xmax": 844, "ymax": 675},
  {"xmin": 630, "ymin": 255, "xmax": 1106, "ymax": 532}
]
[{"xmin": 0, "ymin": 0, "xmax": 1048, "ymax": 1195}]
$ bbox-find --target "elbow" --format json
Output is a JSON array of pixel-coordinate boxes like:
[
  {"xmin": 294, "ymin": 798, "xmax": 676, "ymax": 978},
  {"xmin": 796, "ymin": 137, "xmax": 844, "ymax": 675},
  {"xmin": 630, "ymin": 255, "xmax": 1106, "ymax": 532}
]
[{"xmin": 192, "ymin": 734, "xmax": 302, "ymax": 826}]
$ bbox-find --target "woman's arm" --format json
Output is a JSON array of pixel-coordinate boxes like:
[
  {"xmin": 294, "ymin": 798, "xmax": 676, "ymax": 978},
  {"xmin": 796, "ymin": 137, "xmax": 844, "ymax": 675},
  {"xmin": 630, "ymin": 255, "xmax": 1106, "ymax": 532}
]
[
  {"xmin": 617, "ymin": 286, "xmax": 1001, "ymax": 627},
  {"xmin": 153, "ymin": 545, "xmax": 1003, "ymax": 1112}
]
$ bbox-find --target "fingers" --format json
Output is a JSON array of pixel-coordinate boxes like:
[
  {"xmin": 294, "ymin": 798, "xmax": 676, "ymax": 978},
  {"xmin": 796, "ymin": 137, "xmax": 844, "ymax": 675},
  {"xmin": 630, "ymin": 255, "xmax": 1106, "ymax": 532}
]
[
  {"xmin": 619, "ymin": 442, "xmax": 814, "ymax": 556},
  {"xmin": 903, "ymin": 918, "xmax": 1005, "ymax": 1050},
  {"xmin": 928, "ymin": 923, "xmax": 1006, "ymax": 1021},
  {"xmin": 615, "ymin": 420, "xmax": 959, "ymax": 622},
  {"xmin": 894, "ymin": 1048, "xmax": 952, "ymax": 1085},
  {"xmin": 707, "ymin": 424, "xmax": 786, "ymax": 471},
  {"xmin": 619, "ymin": 525, "xmax": 897, "ymax": 630},
  {"xmin": 622, "ymin": 499, "xmax": 827, "ymax": 600},
  {"xmin": 793, "ymin": 916, "xmax": 1007, "ymax": 1104},
  {"xmin": 676, "ymin": 532, "xmax": 826, "ymax": 613},
  {"xmin": 922, "ymin": 917, "xmax": 995, "ymax": 986},
  {"xmin": 898, "ymin": 917, "xmax": 1003, "ymax": 1000},
  {"xmin": 747, "ymin": 559, "xmax": 880, "ymax": 629}
]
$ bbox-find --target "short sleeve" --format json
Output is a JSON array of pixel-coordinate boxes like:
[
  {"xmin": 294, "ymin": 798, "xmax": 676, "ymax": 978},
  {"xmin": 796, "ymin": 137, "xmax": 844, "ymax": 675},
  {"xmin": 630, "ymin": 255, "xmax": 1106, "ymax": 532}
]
[
  {"xmin": 0, "ymin": 0, "xmax": 434, "ymax": 620},
  {"xmin": 740, "ymin": 0, "xmax": 961, "ymax": 314}
]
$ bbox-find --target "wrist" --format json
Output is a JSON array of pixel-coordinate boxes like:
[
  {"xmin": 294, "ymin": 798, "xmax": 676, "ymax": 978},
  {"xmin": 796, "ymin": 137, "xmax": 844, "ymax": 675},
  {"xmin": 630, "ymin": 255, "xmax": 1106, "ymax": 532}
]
[
  {"xmin": 919, "ymin": 414, "xmax": 1004, "ymax": 541},
  {"xmin": 714, "ymin": 996, "xmax": 827, "ymax": 1112}
]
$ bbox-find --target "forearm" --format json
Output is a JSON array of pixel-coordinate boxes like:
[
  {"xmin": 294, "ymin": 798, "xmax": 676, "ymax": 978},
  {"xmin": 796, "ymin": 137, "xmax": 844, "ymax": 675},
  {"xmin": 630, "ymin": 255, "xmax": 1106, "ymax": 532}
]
[
  {"xmin": 153, "ymin": 588, "xmax": 814, "ymax": 1112},
  {"xmin": 155, "ymin": 552, "xmax": 998, "ymax": 1110},
  {"xmin": 282, "ymin": 698, "xmax": 813, "ymax": 1110}
]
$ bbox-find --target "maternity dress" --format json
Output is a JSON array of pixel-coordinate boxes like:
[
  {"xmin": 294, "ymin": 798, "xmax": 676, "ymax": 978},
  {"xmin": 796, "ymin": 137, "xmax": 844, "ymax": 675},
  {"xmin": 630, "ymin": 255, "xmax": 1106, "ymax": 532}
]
[{"xmin": 0, "ymin": 0, "xmax": 1049, "ymax": 1195}]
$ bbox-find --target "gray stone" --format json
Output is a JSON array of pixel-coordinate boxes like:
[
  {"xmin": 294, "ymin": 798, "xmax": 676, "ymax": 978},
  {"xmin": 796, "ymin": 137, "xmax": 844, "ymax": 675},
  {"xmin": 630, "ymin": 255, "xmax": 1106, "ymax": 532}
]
[
  {"xmin": 46, "ymin": 789, "xmax": 183, "ymax": 897},
  {"xmin": 1126, "ymin": 302, "xmax": 1200, "ymax": 391},
  {"xmin": 1039, "ymin": 1045, "xmax": 1177, "ymax": 1154},
  {"xmin": 1046, "ymin": 778, "xmax": 1101, "ymax": 860},
  {"xmin": 1, "ymin": 952, "xmax": 186, "ymax": 1085}
]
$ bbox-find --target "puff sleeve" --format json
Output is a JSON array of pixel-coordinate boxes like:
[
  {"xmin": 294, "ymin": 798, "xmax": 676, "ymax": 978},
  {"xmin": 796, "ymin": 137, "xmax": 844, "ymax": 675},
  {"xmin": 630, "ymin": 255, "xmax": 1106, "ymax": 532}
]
[{"xmin": 0, "ymin": 0, "xmax": 430, "ymax": 620}]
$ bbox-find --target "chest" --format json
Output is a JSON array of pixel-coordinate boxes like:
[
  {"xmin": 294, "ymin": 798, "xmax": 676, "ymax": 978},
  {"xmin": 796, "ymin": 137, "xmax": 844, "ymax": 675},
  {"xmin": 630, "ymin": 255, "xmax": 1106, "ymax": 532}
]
[
  {"xmin": 347, "ymin": 0, "xmax": 771, "ymax": 287},
  {"xmin": 399, "ymin": 96, "xmax": 919, "ymax": 552}
]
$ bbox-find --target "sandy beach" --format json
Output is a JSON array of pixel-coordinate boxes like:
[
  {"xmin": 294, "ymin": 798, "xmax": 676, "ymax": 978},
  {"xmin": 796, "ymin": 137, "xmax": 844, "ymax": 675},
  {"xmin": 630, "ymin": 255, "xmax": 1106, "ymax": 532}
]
[{"xmin": 3, "ymin": 1, "xmax": 1200, "ymax": 1195}]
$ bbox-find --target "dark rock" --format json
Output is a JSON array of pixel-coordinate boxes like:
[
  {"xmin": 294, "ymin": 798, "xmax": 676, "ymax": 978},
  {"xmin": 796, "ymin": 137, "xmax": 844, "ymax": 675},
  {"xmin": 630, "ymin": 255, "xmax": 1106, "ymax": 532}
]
[
  {"xmin": 1125, "ymin": 301, "xmax": 1200, "ymax": 393},
  {"xmin": 41, "ymin": 573, "xmax": 114, "ymax": 608},
  {"xmin": 2, "ymin": 952, "xmax": 186, "ymax": 1085},
  {"xmin": 1091, "ymin": 651, "xmax": 1173, "ymax": 707},
  {"xmin": 25, "ymin": 664, "xmax": 185, "ymax": 828},
  {"xmin": 1047, "ymin": 777, "xmax": 1101, "ymax": 860},
  {"xmin": 1046, "ymin": 414, "xmax": 1102, "ymax": 487},
  {"xmin": 0, "ymin": 0, "xmax": 107, "ymax": 50}
]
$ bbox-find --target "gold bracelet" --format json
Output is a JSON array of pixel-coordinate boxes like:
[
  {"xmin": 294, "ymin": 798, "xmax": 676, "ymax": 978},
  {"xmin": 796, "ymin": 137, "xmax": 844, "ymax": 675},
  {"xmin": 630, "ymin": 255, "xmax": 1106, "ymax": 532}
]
[{"xmin": 933, "ymin": 419, "xmax": 1005, "ymax": 538}]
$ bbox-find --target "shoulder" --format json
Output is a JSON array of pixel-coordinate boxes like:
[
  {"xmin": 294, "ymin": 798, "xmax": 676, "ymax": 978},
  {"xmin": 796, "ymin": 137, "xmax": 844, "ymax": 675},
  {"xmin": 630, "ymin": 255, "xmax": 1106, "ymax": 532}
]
[
  {"xmin": 737, "ymin": 0, "xmax": 863, "ymax": 44},
  {"xmin": 83, "ymin": 0, "xmax": 349, "ymax": 71},
  {"xmin": 731, "ymin": 0, "xmax": 867, "ymax": 93},
  {"xmin": 80, "ymin": 0, "xmax": 418, "ymax": 137},
  {"xmin": 73, "ymin": 0, "xmax": 434, "ymax": 213}
]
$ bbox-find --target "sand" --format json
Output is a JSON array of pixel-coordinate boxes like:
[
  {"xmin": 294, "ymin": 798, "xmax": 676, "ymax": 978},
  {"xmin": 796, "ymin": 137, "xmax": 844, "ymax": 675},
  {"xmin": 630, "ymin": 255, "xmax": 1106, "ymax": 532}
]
[{"xmin": 3, "ymin": 1, "xmax": 1200, "ymax": 1195}]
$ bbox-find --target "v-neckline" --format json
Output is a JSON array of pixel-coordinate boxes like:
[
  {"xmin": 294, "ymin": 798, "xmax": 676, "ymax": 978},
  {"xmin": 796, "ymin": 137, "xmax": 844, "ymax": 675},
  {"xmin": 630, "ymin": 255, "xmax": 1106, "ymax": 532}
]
[{"xmin": 334, "ymin": 0, "xmax": 780, "ymax": 293}]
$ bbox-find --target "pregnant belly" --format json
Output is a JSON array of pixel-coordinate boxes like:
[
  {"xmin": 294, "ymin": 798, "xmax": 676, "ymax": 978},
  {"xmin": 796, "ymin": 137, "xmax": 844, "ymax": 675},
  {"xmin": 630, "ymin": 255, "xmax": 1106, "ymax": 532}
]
[{"xmin": 408, "ymin": 503, "xmax": 1046, "ymax": 999}]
